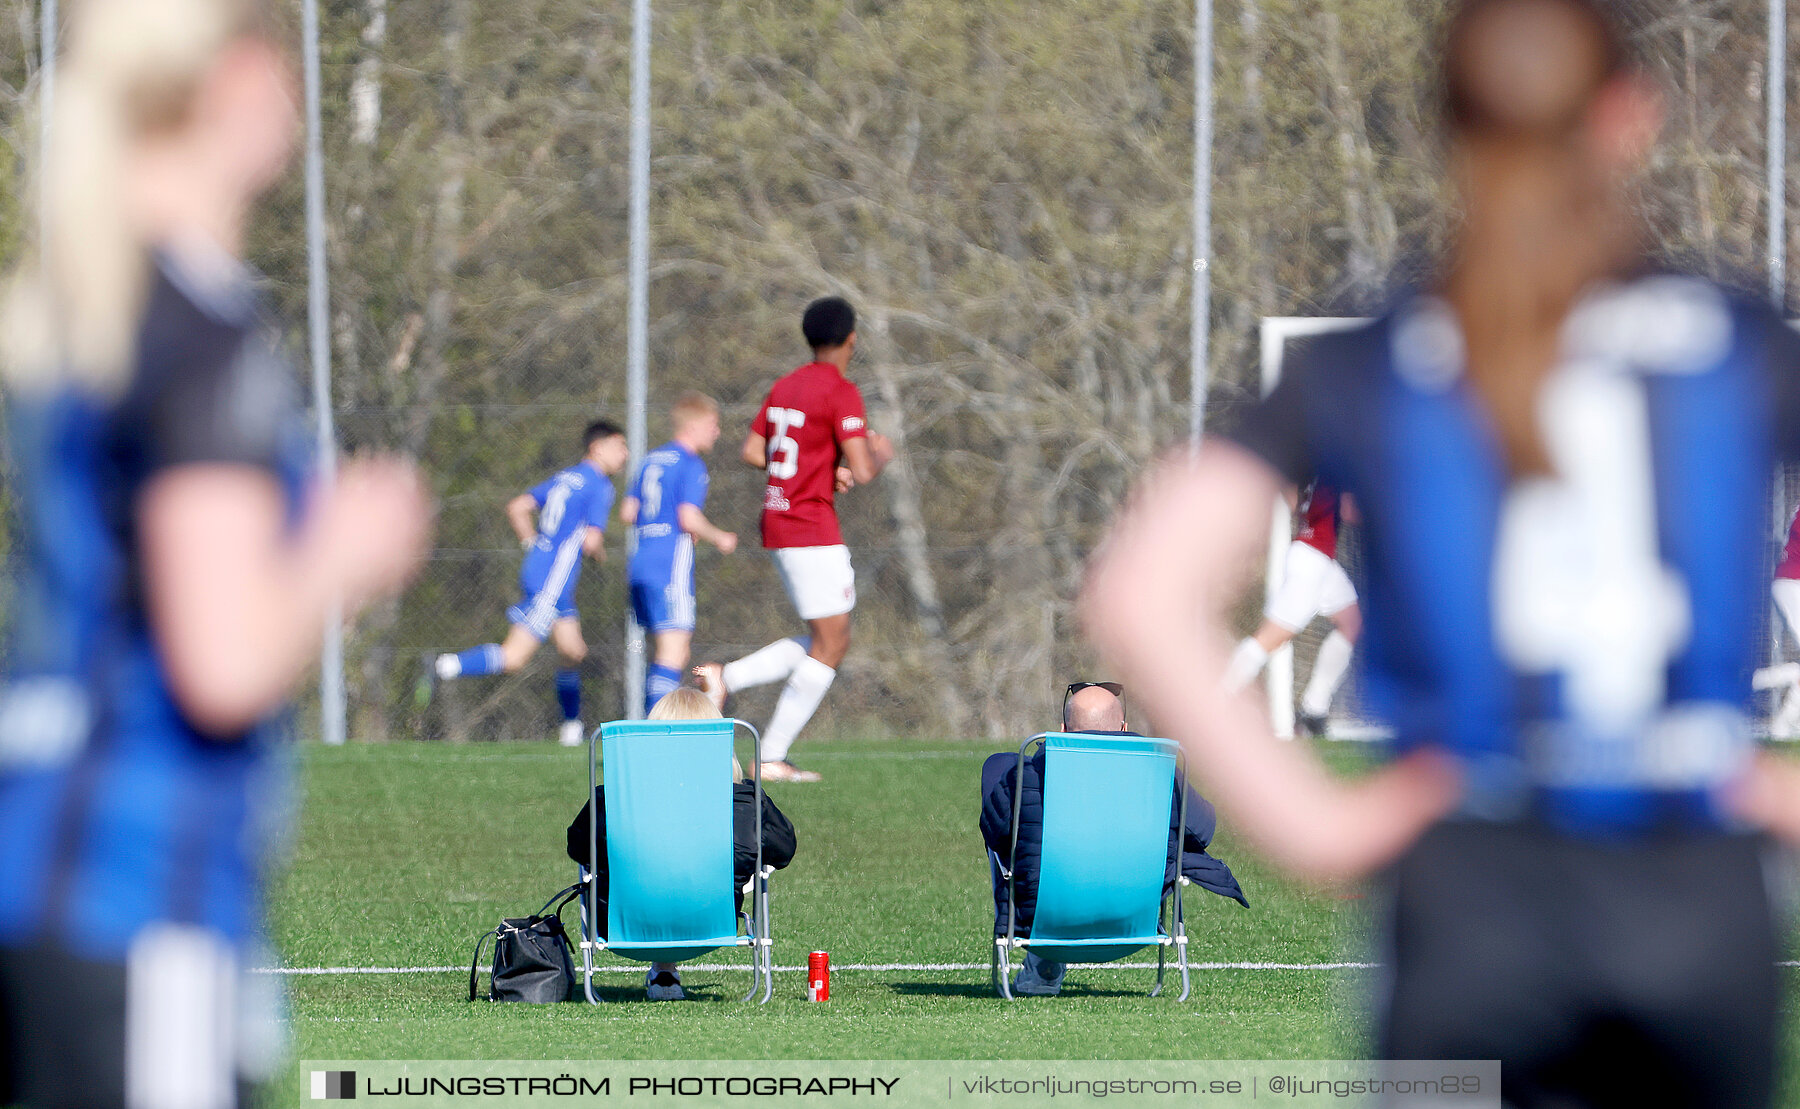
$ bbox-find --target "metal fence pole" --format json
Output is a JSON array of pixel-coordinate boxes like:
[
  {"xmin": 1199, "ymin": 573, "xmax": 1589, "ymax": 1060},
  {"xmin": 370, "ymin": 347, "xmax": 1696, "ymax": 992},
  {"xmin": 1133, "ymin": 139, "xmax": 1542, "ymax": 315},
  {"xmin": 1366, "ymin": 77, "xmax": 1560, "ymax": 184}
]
[
  {"xmin": 623, "ymin": 0, "xmax": 651, "ymax": 719},
  {"xmin": 1773, "ymin": 0, "xmax": 1791, "ymax": 680},
  {"xmin": 1189, "ymin": 0, "xmax": 1214, "ymax": 445},
  {"xmin": 303, "ymin": 0, "xmax": 346, "ymax": 745}
]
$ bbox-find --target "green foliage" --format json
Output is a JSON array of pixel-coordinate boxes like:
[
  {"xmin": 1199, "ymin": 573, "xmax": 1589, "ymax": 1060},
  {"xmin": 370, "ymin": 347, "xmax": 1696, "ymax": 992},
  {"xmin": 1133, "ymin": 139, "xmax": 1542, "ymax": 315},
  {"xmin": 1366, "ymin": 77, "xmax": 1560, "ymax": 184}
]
[{"xmin": 6, "ymin": 0, "xmax": 1782, "ymax": 737}]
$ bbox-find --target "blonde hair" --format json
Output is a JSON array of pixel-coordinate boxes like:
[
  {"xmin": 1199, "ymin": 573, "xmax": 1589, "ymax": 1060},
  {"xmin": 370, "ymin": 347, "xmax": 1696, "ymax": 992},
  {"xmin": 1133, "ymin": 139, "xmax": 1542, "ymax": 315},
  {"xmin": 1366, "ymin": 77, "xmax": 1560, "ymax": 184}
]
[
  {"xmin": 4, "ymin": 0, "xmax": 273, "ymax": 393},
  {"xmin": 647, "ymin": 687, "xmax": 744, "ymax": 782},
  {"xmin": 648, "ymin": 686, "xmax": 719, "ymax": 722},
  {"xmin": 670, "ymin": 391, "xmax": 719, "ymax": 430}
]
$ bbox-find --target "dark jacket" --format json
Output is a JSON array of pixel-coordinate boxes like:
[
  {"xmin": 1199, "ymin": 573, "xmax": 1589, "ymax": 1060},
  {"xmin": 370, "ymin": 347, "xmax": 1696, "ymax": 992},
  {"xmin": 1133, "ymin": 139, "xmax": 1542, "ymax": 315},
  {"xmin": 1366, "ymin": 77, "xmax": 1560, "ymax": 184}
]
[
  {"xmin": 979, "ymin": 739, "xmax": 1248, "ymax": 935},
  {"xmin": 565, "ymin": 782, "xmax": 797, "ymax": 934}
]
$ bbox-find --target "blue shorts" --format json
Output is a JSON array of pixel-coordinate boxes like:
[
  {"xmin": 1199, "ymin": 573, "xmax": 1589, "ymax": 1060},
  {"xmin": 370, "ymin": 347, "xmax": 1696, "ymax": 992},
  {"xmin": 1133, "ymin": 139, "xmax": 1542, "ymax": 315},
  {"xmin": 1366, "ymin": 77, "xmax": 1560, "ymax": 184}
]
[
  {"xmin": 630, "ymin": 574, "xmax": 695, "ymax": 634},
  {"xmin": 508, "ymin": 544, "xmax": 583, "ymax": 640}
]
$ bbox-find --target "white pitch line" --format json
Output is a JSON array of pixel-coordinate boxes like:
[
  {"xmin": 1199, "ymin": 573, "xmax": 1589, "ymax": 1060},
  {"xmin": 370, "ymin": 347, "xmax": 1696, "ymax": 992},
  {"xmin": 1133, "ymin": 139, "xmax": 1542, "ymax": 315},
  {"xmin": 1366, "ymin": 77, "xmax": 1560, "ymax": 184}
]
[
  {"xmin": 802, "ymin": 750, "xmax": 991, "ymax": 761},
  {"xmin": 260, "ymin": 959, "xmax": 1800, "ymax": 978},
  {"xmin": 395, "ymin": 749, "xmax": 995, "ymax": 764},
  {"xmin": 254, "ymin": 960, "xmax": 1379, "ymax": 976}
]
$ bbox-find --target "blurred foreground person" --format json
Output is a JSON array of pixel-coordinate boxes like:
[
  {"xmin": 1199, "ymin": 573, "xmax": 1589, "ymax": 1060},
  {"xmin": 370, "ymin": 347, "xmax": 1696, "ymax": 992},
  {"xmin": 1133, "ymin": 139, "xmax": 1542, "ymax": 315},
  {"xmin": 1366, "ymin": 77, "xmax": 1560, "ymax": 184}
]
[
  {"xmin": 1088, "ymin": 1, "xmax": 1800, "ymax": 1104},
  {"xmin": 0, "ymin": 0, "xmax": 428, "ymax": 1104}
]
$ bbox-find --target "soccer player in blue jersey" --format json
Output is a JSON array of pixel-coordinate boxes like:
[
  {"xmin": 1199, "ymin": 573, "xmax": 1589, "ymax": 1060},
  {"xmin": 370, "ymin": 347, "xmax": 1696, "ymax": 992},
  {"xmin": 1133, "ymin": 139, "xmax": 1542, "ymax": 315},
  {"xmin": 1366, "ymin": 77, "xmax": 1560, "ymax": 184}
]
[
  {"xmin": 620, "ymin": 392, "xmax": 738, "ymax": 716},
  {"xmin": 422, "ymin": 421, "xmax": 628, "ymax": 746},
  {"xmin": 1089, "ymin": 2, "xmax": 1800, "ymax": 1105},
  {"xmin": 0, "ymin": 1, "xmax": 430, "ymax": 1104}
]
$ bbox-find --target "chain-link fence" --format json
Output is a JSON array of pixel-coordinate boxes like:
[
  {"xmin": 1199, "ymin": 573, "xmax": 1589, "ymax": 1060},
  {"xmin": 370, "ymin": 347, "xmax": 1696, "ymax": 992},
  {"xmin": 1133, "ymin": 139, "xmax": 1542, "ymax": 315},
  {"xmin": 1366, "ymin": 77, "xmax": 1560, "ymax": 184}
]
[{"xmin": 0, "ymin": 0, "xmax": 1795, "ymax": 742}]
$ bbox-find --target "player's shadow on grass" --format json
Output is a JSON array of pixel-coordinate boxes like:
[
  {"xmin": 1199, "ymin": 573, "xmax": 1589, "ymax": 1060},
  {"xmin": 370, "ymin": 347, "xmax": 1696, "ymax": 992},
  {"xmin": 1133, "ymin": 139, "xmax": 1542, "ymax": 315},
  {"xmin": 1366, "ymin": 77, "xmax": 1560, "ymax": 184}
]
[
  {"xmin": 577, "ymin": 980, "xmax": 732, "ymax": 1004},
  {"xmin": 885, "ymin": 981, "xmax": 992, "ymax": 999},
  {"xmin": 886, "ymin": 981, "xmax": 1144, "ymax": 1000}
]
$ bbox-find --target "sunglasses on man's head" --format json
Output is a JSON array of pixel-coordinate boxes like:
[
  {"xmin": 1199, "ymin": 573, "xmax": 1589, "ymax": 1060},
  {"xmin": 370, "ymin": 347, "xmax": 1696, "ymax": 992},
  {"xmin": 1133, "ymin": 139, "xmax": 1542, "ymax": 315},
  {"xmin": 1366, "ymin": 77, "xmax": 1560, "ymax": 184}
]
[
  {"xmin": 1062, "ymin": 681, "xmax": 1126, "ymax": 730},
  {"xmin": 1065, "ymin": 681, "xmax": 1123, "ymax": 699}
]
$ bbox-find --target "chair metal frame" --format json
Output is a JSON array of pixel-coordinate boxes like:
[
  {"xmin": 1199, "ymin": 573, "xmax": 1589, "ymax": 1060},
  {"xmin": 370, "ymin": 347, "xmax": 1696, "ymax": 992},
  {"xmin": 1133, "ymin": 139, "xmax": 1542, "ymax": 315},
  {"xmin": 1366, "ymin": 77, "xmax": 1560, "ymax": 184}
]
[
  {"xmin": 989, "ymin": 732, "xmax": 1192, "ymax": 1001},
  {"xmin": 575, "ymin": 717, "xmax": 774, "ymax": 1004}
]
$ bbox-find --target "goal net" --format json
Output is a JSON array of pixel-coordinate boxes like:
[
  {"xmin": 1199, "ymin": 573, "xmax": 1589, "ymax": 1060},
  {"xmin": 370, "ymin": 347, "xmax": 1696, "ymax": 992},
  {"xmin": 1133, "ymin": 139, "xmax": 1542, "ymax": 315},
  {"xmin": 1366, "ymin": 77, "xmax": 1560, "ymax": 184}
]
[{"xmin": 1259, "ymin": 316, "xmax": 1800, "ymax": 742}]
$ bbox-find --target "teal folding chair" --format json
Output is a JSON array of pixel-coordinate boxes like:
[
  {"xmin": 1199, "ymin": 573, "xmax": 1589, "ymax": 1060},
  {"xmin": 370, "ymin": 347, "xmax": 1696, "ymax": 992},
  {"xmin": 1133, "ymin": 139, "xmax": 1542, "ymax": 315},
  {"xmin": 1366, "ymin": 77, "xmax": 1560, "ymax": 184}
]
[
  {"xmin": 575, "ymin": 717, "xmax": 774, "ymax": 1004},
  {"xmin": 992, "ymin": 732, "xmax": 1191, "ymax": 1000}
]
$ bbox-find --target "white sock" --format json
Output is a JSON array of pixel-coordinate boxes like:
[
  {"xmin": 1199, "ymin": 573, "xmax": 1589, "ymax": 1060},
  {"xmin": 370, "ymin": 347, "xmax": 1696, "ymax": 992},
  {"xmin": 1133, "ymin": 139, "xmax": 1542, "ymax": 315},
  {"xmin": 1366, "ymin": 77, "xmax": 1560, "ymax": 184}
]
[
  {"xmin": 1753, "ymin": 662, "xmax": 1800, "ymax": 691},
  {"xmin": 1301, "ymin": 630, "xmax": 1354, "ymax": 717},
  {"xmin": 1775, "ymin": 681, "xmax": 1800, "ymax": 735},
  {"xmin": 1224, "ymin": 639, "xmax": 1270, "ymax": 691},
  {"xmin": 761, "ymin": 657, "xmax": 836, "ymax": 762},
  {"xmin": 723, "ymin": 637, "xmax": 808, "ymax": 693}
]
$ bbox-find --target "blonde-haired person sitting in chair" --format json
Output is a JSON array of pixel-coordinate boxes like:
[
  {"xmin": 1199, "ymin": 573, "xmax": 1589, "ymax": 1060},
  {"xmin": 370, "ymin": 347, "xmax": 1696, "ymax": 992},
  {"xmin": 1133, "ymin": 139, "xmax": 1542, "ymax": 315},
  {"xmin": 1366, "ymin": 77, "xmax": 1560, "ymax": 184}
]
[{"xmin": 564, "ymin": 687, "xmax": 797, "ymax": 999}]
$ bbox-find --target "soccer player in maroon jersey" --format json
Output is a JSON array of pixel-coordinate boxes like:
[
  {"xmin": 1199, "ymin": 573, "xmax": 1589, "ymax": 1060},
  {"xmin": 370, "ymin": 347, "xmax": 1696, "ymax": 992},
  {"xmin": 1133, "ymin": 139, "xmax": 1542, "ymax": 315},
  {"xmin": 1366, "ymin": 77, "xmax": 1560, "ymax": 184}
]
[
  {"xmin": 1224, "ymin": 483, "xmax": 1362, "ymax": 737},
  {"xmin": 695, "ymin": 298, "xmax": 893, "ymax": 782}
]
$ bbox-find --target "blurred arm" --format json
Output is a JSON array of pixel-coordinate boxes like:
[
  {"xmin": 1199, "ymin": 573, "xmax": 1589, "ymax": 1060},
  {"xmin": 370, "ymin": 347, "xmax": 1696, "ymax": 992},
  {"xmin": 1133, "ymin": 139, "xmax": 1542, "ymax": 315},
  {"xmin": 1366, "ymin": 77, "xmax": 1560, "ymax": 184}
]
[
  {"xmin": 618, "ymin": 496, "xmax": 640, "ymax": 525},
  {"xmin": 1082, "ymin": 441, "xmax": 1458, "ymax": 882},
  {"xmin": 139, "ymin": 459, "xmax": 428, "ymax": 737},
  {"xmin": 1728, "ymin": 753, "xmax": 1800, "ymax": 846}
]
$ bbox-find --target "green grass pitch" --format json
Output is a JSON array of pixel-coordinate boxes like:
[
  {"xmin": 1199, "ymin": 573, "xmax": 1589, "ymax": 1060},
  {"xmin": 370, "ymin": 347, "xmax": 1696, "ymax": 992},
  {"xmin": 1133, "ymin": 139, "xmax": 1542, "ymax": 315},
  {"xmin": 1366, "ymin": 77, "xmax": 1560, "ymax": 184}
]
[{"xmin": 269, "ymin": 737, "xmax": 1800, "ymax": 1095}]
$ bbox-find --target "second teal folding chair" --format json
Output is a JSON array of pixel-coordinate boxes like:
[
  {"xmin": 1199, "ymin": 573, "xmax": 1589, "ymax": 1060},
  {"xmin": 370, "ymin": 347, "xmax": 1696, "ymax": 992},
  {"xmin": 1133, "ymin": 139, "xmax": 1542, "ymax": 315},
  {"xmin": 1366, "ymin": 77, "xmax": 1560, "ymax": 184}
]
[
  {"xmin": 575, "ymin": 717, "xmax": 774, "ymax": 1004},
  {"xmin": 992, "ymin": 732, "xmax": 1191, "ymax": 1000}
]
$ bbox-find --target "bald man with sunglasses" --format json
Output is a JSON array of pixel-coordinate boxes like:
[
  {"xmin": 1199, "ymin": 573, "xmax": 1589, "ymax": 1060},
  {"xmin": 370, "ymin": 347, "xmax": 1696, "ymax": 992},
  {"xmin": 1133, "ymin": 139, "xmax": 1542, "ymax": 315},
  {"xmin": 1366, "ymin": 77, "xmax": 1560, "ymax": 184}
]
[{"xmin": 977, "ymin": 682, "xmax": 1247, "ymax": 996}]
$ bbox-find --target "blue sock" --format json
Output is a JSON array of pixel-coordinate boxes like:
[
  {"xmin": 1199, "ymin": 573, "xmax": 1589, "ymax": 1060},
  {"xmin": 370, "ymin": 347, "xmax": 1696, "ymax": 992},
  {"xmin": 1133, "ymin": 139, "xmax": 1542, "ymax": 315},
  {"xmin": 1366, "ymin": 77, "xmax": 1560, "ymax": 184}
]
[
  {"xmin": 645, "ymin": 664, "xmax": 682, "ymax": 716},
  {"xmin": 556, "ymin": 669, "xmax": 582, "ymax": 722},
  {"xmin": 452, "ymin": 644, "xmax": 502, "ymax": 677}
]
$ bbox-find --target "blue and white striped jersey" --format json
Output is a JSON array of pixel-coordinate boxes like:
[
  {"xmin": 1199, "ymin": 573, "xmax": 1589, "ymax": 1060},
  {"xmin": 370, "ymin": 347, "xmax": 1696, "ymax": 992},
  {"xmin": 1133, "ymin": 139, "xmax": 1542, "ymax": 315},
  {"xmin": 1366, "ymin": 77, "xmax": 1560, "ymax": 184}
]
[
  {"xmin": 528, "ymin": 462, "xmax": 613, "ymax": 554},
  {"xmin": 0, "ymin": 253, "xmax": 308, "ymax": 957},
  {"xmin": 521, "ymin": 462, "xmax": 612, "ymax": 589},
  {"xmin": 626, "ymin": 442, "xmax": 709, "ymax": 586},
  {"xmin": 1228, "ymin": 276, "xmax": 1800, "ymax": 837}
]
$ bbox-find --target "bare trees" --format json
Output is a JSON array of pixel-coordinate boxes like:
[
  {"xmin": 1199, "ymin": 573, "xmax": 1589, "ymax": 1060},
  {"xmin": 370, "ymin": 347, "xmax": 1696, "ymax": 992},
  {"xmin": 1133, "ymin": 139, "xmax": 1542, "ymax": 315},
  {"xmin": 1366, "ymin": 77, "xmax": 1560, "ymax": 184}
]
[{"xmin": 18, "ymin": 0, "xmax": 1773, "ymax": 740}]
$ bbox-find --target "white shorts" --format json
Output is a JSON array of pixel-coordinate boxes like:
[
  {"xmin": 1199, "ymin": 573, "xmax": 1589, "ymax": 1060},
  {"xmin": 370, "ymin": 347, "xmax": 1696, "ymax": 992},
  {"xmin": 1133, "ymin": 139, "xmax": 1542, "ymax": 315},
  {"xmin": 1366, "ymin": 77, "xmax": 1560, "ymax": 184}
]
[
  {"xmin": 1264, "ymin": 541, "xmax": 1357, "ymax": 632},
  {"xmin": 771, "ymin": 544, "xmax": 857, "ymax": 622},
  {"xmin": 1775, "ymin": 578, "xmax": 1800, "ymax": 644}
]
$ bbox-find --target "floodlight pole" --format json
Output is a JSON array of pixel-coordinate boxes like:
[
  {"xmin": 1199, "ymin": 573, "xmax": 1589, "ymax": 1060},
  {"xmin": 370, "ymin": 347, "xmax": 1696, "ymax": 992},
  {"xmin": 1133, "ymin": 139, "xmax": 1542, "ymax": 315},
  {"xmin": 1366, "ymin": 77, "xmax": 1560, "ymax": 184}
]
[
  {"xmin": 623, "ymin": 0, "xmax": 651, "ymax": 719},
  {"xmin": 1189, "ymin": 0, "xmax": 1214, "ymax": 446},
  {"xmin": 302, "ymin": 0, "xmax": 345, "ymax": 745},
  {"xmin": 1773, "ymin": 0, "xmax": 1788, "ymax": 308},
  {"xmin": 1772, "ymin": 0, "xmax": 1792, "ymax": 677}
]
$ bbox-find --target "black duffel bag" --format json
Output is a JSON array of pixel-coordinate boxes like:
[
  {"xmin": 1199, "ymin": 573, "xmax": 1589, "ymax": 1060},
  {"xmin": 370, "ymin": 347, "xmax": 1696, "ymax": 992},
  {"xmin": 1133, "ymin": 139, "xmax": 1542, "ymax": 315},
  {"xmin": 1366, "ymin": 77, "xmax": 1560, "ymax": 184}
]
[{"xmin": 468, "ymin": 883, "xmax": 583, "ymax": 1003}]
